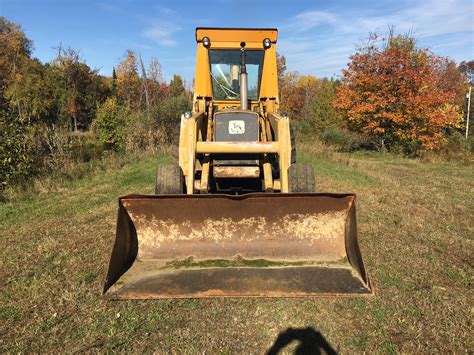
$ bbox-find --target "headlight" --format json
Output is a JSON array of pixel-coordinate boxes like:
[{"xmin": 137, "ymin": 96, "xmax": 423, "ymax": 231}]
[
  {"xmin": 263, "ymin": 38, "xmax": 272, "ymax": 49},
  {"xmin": 202, "ymin": 36, "xmax": 211, "ymax": 48}
]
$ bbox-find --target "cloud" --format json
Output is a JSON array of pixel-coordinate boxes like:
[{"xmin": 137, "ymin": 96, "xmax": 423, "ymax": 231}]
[
  {"xmin": 155, "ymin": 5, "xmax": 176, "ymax": 16},
  {"xmin": 278, "ymin": 0, "xmax": 473, "ymax": 77},
  {"xmin": 99, "ymin": 3, "xmax": 182, "ymax": 47},
  {"xmin": 142, "ymin": 22, "xmax": 180, "ymax": 46},
  {"xmin": 283, "ymin": 10, "xmax": 338, "ymax": 33},
  {"xmin": 141, "ymin": 5, "xmax": 182, "ymax": 46}
]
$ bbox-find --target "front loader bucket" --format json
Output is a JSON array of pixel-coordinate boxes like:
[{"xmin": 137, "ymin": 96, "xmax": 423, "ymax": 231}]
[{"xmin": 103, "ymin": 193, "xmax": 372, "ymax": 299}]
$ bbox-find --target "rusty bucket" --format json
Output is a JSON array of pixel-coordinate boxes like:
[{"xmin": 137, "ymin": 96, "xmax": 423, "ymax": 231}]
[{"xmin": 103, "ymin": 193, "xmax": 372, "ymax": 299}]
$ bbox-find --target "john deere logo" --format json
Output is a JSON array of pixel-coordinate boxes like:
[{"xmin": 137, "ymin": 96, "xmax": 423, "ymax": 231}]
[{"xmin": 228, "ymin": 120, "xmax": 245, "ymax": 134}]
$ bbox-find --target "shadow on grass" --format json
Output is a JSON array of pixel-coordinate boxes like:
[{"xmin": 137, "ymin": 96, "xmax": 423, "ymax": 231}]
[{"xmin": 266, "ymin": 327, "xmax": 337, "ymax": 355}]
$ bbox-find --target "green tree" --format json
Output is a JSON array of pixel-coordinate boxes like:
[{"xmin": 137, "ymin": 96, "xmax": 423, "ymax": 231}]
[
  {"xmin": 92, "ymin": 97, "xmax": 127, "ymax": 152},
  {"xmin": 310, "ymin": 79, "xmax": 343, "ymax": 132},
  {"xmin": 6, "ymin": 58, "xmax": 55, "ymax": 125},
  {"xmin": 458, "ymin": 60, "xmax": 474, "ymax": 84},
  {"xmin": 152, "ymin": 92, "xmax": 191, "ymax": 143},
  {"xmin": 170, "ymin": 74, "xmax": 185, "ymax": 96},
  {"xmin": 0, "ymin": 109, "xmax": 32, "ymax": 190},
  {"xmin": 111, "ymin": 67, "xmax": 117, "ymax": 96}
]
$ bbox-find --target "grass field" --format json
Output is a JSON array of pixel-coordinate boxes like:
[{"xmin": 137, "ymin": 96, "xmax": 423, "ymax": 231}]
[{"xmin": 1, "ymin": 143, "xmax": 472, "ymax": 353}]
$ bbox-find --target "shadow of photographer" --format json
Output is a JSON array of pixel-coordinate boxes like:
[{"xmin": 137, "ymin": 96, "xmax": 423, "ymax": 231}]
[{"xmin": 266, "ymin": 327, "xmax": 337, "ymax": 355}]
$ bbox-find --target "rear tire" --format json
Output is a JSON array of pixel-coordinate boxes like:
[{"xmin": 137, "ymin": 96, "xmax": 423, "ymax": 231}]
[
  {"xmin": 155, "ymin": 164, "xmax": 184, "ymax": 194},
  {"xmin": 290, "ymin": 126, "xmax": 297, "ymax": 164},
  {"xmin": 289, "ymin": 163, "xmax": 316, "ymax": 192}
]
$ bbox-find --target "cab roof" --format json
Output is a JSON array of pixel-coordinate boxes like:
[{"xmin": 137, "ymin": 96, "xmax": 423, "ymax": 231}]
[{"xmin": 195, "ymin": 27, "xmax": 278, "ymax": 45}]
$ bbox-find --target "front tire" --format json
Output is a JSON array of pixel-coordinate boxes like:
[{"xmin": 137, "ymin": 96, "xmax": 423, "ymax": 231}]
[
  {"xmin": 289, "ymin": 163, "xmax": 316, "ymax": 192},
  {"xmin": 155, "ymin": 164, "xmax": 184, "ymax": 194}
]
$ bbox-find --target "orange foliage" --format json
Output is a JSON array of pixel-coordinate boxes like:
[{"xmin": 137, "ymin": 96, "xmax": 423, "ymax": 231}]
[
  {"xmin": 116, "ymin": 50, "xmax": 140, "ymax": 109},
  {"xmin": 334, "ymin": 38, "xmax": 463, "ymax": 149},
  {"xmin": 280, "ymin": 74, "xmax": 321, "ymax": 121}
]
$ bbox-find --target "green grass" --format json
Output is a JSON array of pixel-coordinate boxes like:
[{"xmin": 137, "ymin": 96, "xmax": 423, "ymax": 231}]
[
  {"xmin": 1, "ymin": 154, "xmax": 170, "ymax": 227},
  {"xmin": 1, "ymin": 143, "xmax": 473, "ymax": 352},
  {"xmin": 299, "ymin": 150, "xmax": 379, "ymax": 187}
]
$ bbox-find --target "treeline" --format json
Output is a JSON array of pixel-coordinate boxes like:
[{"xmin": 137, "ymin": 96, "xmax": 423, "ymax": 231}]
[
  {"xmin": 277, "ymin": 32, "xmax": 473, "ymax": 155},
  {"xmin": 1, "ymin": 16, "xmax": 473, "ymax": 191},
  {"xmin": 1, "ymin": 17, "xmax": 191, "ymax": 190}
]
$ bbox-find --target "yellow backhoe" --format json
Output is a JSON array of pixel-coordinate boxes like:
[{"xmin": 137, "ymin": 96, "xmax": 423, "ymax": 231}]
[{"xmin": 103, "ymin": 28, "xmax": 373, "ymax": 298}]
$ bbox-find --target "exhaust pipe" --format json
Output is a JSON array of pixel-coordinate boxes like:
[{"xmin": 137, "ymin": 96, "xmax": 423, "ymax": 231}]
[{"xmin": 240, "ymin": 46, "xmax": 248, "ymax": 110}]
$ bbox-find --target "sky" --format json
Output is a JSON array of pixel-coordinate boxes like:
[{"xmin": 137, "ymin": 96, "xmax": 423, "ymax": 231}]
[{"xmin": 1, "ymin": 0, "xmax": 473, "ymax": 85}]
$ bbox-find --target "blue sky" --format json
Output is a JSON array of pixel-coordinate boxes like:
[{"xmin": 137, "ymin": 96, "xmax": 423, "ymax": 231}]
[{"xmin": 1, "ymin": 0, "xmax": 473, "ymax": 85}]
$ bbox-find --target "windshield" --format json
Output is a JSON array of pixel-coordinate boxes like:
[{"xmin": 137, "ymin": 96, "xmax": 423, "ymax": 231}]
[{"xmin": 209, "ymin": 49, "xmax": 264, "ymax": 101}]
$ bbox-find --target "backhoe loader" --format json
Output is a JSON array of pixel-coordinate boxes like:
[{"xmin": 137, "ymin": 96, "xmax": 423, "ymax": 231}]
[{"xmin": 103, "ymin": 28, "xmax": 372, "ymax": 298}]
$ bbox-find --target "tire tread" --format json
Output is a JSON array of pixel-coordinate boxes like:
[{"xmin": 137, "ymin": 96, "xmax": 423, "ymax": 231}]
[
  {"xmin": 155, "ymin": 164, "xmax": 183, "ymax": 194},
  {"xmin": 289, "ymin": 163, "xmax": 316, "ymax": 192}
]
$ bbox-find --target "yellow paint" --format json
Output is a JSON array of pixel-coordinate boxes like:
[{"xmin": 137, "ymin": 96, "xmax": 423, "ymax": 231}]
[
  {"xmin": 196, "ymin": 141, "xmax": 279, "ymax": 154},
  {"xmin": 193, "ymin": 28, "xmax": 279, "ymax": 108},
  {"xmin": 180, "ymin": 28, "xmax": 292, "ymax": 193},
  {"xmin": 195, "ymin": 28, "xmax": 278, "ymax": 44}
]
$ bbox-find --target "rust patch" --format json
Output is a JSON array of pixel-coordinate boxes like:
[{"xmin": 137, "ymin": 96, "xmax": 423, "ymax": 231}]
[
  {"xmin": 105, "ymin": 264, "xmax": 372, "ymax": 299},
  {"xmin": 213, "ymin": 166, "xmax": 260, "ymax": 178},
  {"xmin": 126, "ymin": 211, "xmax": 348, "ymax": 260}
]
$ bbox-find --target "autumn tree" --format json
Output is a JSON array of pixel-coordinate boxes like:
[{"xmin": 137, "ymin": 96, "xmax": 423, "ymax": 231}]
[
  {"xmin": 296, "ymin": 75, "xmax": 320, "ymax": 121},
  {"xmin": 51, "ymin": 47, "xmax": 108, "ymax": 130},
  {"xmin": 0, "ymin": 17, "xmax": 32, "ymax": 110},
  {"xmin": 280, "ymin": 74, "xmax": 320, "ymax": 121},
  {"xmin": 0, "ymin": 16, "xmax": 193, "ymax": 188},
  {"xmin": 147, "ymin": 57, "xmax": 164, "ymax": 106},
  {"xmin": 279, "ymin": 71, "xmax": 298, "ymax": 117},
  {"xmin": 276, "ymin": 53, "xmax": 287, "ymax": 100},
  {"xmin": 440, "ymin": 60, "xmax": 468, "ymax": 108},
  {"xmin": 277, "ymin": 53, "xmax": 322, "ymax": 121},
  {"xmin": 116, "ymin": 50, "xmax": 140, "ymax": 109},
  {"xmin": 335, "ymin": 33, "xmax": 463, "ymax": 151}
]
